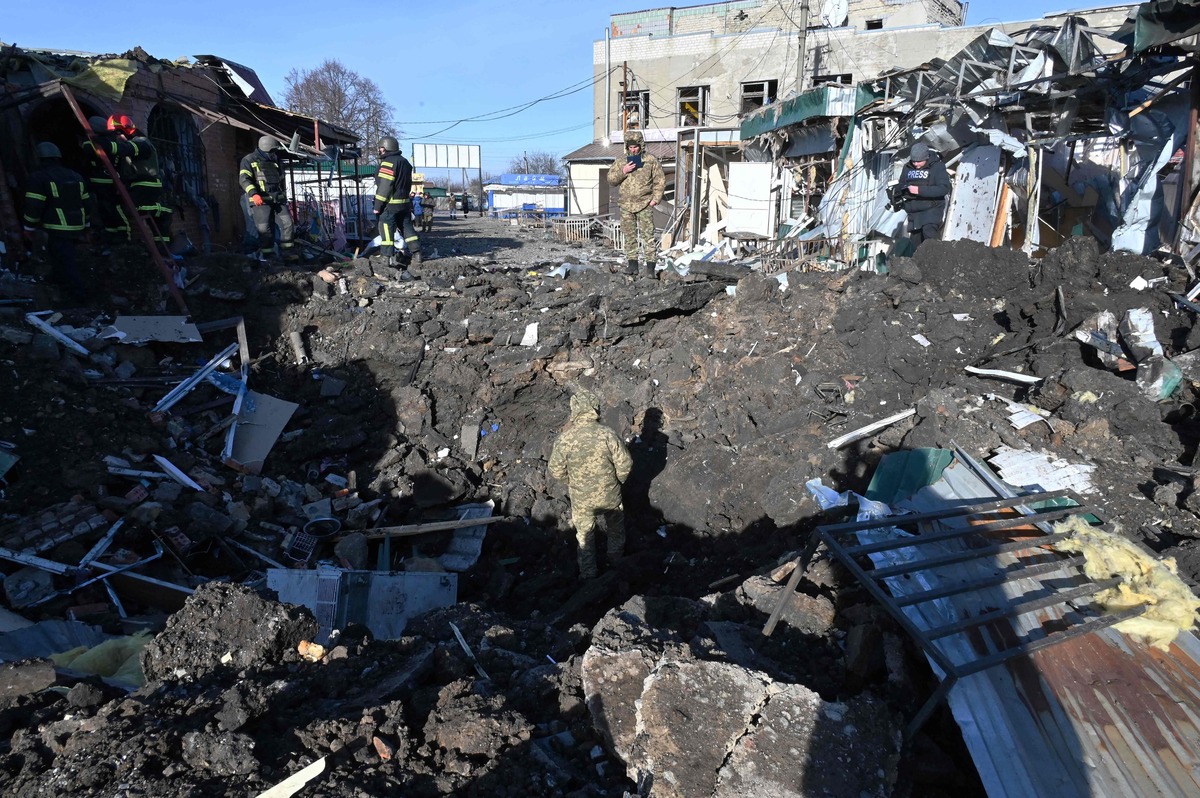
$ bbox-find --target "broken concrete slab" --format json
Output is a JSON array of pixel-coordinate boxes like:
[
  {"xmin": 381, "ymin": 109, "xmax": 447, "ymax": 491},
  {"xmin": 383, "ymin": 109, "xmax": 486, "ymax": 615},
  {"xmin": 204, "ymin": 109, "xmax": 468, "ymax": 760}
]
[
  {"xmin": 734, "ymin": 574, "xmax": 836, "ymax": 636},
  {"xmin": 715, "ymin": 682, "xmax": 900, "ymax": 798}
]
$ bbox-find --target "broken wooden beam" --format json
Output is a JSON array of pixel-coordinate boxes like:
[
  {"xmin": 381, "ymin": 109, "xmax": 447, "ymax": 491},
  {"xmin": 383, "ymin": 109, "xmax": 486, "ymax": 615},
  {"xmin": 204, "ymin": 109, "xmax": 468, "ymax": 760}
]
[{"xmin": 357, "ymin": 516, "xmax": 510, "ymax": 540}]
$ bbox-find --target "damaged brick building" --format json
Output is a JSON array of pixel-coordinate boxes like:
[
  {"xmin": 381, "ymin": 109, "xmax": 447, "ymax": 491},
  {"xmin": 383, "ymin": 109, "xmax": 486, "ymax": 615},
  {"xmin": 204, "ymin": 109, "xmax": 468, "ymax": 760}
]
[{"xmin": 0, "ymin": 44, "xmax": 358, "ymax": 261}]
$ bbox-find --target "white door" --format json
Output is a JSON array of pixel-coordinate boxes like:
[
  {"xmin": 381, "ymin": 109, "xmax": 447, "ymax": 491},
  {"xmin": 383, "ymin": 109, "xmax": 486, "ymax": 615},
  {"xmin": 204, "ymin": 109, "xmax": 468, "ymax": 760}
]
[{"xmin": 725, "ymin": 162, "xmax": 774, "ymax": 236}]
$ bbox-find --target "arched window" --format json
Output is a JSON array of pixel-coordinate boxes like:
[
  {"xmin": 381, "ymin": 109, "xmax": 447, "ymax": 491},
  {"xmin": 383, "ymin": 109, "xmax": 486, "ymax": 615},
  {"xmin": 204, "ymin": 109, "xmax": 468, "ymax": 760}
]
[{"xmin": 147, "ymin": 105, "xmax": 206, "ymax": 203}]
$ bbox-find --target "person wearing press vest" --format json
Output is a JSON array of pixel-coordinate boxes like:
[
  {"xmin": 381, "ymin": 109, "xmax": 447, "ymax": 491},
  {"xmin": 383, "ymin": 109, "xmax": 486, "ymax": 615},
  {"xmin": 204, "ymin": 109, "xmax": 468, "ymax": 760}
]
[{"xmin": 895, "ymin": 142, "xmax": 950, "ymax": 253}]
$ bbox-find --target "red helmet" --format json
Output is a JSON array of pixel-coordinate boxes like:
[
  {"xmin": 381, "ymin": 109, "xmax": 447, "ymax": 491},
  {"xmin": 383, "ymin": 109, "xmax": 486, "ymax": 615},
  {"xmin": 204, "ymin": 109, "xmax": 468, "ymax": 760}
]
[{"xmin": 107, "ymin": 115, "xmax": 137, "ymax": 136}]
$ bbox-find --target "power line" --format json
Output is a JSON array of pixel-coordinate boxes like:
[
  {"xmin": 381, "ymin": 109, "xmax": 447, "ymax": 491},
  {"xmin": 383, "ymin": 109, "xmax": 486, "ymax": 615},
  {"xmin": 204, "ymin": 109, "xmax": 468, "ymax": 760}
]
[
  {"xmin": 396, "ymin": 69, "xmax": 613, "ymax": 127},
  {"xmin": 628, "ymin": 0, "xmax": 788, "ymax": 97},
  {"xmin": 419, "ymin": 122, "xmax": 594, "ymax": 145}
]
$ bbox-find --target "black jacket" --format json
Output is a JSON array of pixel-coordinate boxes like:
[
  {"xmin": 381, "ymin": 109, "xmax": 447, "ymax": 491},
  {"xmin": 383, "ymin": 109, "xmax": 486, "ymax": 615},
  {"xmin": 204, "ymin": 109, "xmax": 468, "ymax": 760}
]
[
  {"xmin": 898, "ymin": 154, "xmax": 950, "ymax": 227},
  {"xmin": 373, "ymin": 150, "xmax": 413, "ymax": 213},
  {"xmin": 118, "ymin": 135, "xmax": 161, "ymax": 189},
  {"xmin": 23, "ymin": 163, "xmax": 92, "ymax": 232},
  {"xmin": 81, "ymin": 132, "xmax": 132, "ymax": 186},
  {"xmin": 239, "ymin": 149, "xmax": 287, "ymax": 205}
]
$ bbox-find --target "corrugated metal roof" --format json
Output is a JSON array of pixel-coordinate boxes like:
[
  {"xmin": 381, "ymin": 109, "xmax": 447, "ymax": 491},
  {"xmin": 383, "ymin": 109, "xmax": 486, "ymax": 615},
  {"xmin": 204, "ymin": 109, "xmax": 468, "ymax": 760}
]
[
  {"xmin": 852, "ymin": 450, "xmax": 1200, "ymax": 797},
  {"xmin": 562, "ymin": 141, "xmax": 675, "ymax": 163}
]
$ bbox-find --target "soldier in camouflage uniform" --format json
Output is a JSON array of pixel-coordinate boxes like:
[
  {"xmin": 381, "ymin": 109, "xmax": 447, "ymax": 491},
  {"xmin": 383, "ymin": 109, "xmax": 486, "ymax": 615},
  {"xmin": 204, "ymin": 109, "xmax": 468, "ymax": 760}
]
[
  {"xmin": 548, "ymin": 388, "xmax": 633, "ymax": 579},
  {"xmin": 607, "ymin": 131, "xmax": 665, "ymax": 278}
]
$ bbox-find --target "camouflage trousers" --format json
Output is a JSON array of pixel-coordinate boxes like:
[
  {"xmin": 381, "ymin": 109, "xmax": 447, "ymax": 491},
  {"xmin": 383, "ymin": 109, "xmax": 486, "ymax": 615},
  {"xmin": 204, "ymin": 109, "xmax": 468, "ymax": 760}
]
[
  {"xmin": 620, "ymin": 207, "xmax": 657, "ymax": 263},
  {"xmin": 571, "ymin": 503, "xmax": 626, "ymax": 579}
]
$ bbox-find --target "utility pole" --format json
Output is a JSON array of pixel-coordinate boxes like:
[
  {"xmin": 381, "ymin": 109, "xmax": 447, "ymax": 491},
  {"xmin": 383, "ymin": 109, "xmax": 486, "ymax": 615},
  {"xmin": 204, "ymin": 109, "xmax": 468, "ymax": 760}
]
[
  {"xmin": 524, "ymin": 151, "xmax": 530, "ymax": 174},
  {"xmin": 795, "ymin": 0, "xmax": 809, "ymax": 95},
  {"xmin": 603, "ymin": 28, "xmax": 612, "ymax": 146},
  {"xmin": 621, "ymin": 61, "xmax": 630, "ymax": 132}
]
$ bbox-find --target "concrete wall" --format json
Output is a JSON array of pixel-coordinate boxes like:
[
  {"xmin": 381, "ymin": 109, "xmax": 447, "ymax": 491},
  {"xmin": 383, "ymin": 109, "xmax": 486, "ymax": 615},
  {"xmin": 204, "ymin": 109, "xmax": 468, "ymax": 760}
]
[
  {"xmin": 848, "ymin": 0, "xmax": 963, "ymax": 30},
  {"xmin": 593, "ymin": 3, "xmax": 1133, "ymax": 141},
  {"xmin": 609, "ymin": 0, "xmax": 966, "ymax": 39}
]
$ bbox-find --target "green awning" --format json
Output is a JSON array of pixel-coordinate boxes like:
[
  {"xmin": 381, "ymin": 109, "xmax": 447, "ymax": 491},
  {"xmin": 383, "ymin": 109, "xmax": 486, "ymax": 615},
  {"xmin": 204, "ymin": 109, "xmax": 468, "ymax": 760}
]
[{"xmin": 740, "ymin": 84, "xmax": 879, "ymax": 139}]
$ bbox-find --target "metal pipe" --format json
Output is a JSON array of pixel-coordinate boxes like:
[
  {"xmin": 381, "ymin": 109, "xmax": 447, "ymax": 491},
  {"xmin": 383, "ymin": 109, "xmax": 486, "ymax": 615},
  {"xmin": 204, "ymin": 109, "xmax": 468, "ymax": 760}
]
[{"xmin": 288, "ymin": 331, "xmax": 309, "ymax": 365}]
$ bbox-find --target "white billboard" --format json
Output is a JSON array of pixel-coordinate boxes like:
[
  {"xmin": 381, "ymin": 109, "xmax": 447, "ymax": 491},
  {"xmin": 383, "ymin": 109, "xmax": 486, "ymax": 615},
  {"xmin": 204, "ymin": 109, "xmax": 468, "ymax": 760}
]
[{"xmin": 411, "ymin": 144, "xmax": 481, "ymax": 170}]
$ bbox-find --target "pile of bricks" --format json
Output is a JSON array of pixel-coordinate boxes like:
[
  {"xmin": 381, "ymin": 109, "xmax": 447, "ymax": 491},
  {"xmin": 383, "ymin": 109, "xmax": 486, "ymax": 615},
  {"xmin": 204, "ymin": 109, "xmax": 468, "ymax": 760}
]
[{"xmin": 0, "ymin": 500, "xmax": 113, "ymax": 553}]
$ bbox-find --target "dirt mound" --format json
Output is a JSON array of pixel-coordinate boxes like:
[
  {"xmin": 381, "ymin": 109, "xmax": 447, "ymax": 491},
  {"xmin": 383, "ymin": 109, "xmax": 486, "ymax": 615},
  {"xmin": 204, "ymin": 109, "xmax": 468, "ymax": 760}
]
[{"xmin": 3, "ymin": 219, "xmax": 1200, "ymax": 796}]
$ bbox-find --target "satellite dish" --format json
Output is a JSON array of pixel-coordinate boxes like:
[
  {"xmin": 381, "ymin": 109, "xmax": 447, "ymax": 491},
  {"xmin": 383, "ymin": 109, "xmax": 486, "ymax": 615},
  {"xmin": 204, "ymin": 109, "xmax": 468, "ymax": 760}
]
[{"xmin": 820, "ymin": 0, "xmax": 848, "ymax": 28}]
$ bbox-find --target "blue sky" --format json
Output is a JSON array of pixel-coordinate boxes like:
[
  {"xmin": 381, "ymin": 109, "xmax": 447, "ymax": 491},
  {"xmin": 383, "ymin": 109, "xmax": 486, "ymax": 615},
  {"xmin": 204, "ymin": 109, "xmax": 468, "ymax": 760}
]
[{"xmin": 3, "ymin": 0, "xmax": 1104, "ymax": 174}]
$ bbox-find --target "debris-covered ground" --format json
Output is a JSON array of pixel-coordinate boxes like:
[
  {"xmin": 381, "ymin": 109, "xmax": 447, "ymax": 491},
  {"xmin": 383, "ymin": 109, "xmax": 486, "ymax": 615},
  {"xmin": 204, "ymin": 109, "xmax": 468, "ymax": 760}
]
[{"xmin": 2, "ymin": 214, "xmax": 1200, "ymax": 796}]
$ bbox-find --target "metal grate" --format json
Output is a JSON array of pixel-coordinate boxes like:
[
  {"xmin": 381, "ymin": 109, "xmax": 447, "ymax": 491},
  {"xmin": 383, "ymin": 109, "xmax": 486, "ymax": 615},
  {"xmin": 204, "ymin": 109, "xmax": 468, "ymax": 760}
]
[
  {"xmin": 553, "ymin": 217, "xmax": 596, "ymax": 243},
  {"xmin": 312, "ymin": 571, "xmax": 343, "ymax": 644},
  {"xmin": 598, "ymin": 219, "xmax": 624, "ymax": 252},
  {"xmin": 815, "ymin": 489, "xmax": 1145, "ymax": 734},
  {"xmin": 147, "ymin": 105, "xmax": 207, "ymax": 205}
]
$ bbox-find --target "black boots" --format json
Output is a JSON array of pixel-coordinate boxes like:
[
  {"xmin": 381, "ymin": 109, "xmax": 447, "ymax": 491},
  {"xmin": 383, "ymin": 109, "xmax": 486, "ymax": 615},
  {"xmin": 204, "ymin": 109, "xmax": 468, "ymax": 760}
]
[{"xmin": 625, "ymin": 259, "xmax": 638, "ymax": 275}]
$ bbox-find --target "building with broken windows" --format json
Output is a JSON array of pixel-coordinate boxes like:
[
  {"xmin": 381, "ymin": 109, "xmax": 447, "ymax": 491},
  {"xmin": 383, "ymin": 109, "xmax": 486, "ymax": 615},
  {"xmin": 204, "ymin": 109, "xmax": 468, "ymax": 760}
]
[
  {"xmin": 733, "ymin": 1, "xmax": 1197, "ymax": 267},
  {"xmin": 564, "ymin": 0, "xmax": 979, "ymax": 217},
  {"xmin": 0, "ymin": 44, "xmax": 361, "ymax": 260},
  {"xmin": 563, "ymin": 0, "xmax": 1154, "ymax": 260}
]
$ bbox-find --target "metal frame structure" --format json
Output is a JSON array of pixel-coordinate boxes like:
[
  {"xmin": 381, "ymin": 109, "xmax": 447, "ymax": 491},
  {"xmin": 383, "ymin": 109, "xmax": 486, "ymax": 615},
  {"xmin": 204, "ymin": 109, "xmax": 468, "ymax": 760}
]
[{"xmin": 813, "ymin": 488, "xmax": 1145, "ymax": 736}]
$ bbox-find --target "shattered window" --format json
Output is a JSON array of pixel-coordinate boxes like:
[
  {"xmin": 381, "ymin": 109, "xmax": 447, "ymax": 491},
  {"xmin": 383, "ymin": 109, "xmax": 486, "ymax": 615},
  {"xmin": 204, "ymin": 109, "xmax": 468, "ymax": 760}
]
[
  {"xmin": 619, "ymin": 90, "xmax": 650, "ymax": 130},
  {"xmin": 811, "ymin": 73, "xmax": 854, "ymax": 86},
  {"xmin": 147, "ymin": 104, "xmax": 207, "ymax": 205},
  {"xmin": 677, "ymin": 86, "xmax": 709, "ymax": 127},
  {"xmin": 740, "ymin": 80, "xmax": 778, "ymax": 115}
]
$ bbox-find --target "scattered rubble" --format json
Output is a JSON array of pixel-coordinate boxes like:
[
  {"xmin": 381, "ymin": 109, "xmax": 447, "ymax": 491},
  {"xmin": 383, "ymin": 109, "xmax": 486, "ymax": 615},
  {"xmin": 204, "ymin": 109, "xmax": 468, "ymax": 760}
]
[{"xmin": 2, "ymin": 208, "xmax": 1200, "ymax": 796}]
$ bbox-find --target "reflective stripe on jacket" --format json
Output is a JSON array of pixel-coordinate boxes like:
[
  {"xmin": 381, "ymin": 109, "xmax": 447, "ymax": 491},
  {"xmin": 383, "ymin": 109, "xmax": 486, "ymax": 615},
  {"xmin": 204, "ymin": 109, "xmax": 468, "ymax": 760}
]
[
  {"xmin": 23, "ymin": 164, "xmax": 90, "ymax": 231},
  {"xmin": 117, "ymin": 136, "xmax": 162, "ymax": 189},
  {"xmin": 239, "ymin": 149, "xmax": 287, "ymax": 204},
  {"xmin": 373, "ymin": 151, "xmax": 413, "ymax": 213},
  {"xmin": 82, "ymin": 133, "xmax": 133, "ymax": 185}
]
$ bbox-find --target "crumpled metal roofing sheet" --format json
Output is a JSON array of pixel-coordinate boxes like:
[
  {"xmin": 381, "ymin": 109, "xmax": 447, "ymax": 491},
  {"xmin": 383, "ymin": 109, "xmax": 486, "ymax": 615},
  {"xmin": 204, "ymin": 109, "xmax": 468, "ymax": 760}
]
[{"xmin": 884, "ymin": 454, "xmax": 1200, "ymax": 797}]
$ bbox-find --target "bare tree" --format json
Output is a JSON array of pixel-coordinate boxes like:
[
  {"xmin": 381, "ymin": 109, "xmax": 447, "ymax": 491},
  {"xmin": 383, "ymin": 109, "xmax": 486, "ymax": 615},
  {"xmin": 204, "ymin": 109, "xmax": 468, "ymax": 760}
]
[
  {"xmin": 283, "ymin": 60, "xmax": 395, "ymax": 154},
  {"xmin": 507, "ymin": 151, "xmax": 563, "ymax": 176}
]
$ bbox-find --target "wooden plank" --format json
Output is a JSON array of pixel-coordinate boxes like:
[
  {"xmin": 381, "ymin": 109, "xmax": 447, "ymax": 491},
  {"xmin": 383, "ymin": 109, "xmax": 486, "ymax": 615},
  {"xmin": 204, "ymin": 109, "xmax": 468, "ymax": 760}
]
[
  {"xmin": 358, "ymin": 516, "xmax": 509, "ymax": 540},
  {"xmin": 989, "ymin": 182, "xmax": 1011, "ymax": 247}
]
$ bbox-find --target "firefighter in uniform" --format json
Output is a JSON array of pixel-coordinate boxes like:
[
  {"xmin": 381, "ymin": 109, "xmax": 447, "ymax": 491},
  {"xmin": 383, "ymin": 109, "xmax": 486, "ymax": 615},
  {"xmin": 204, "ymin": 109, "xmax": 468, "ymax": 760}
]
[
  {"xmin": 22, "ymin": 142, "xmax": 92, "ymax": 301},
  {"xmin": 105, "ymin": 115, "xmax": 171, "ymax": 247},
  {"xmin": 239, "ymin": 135, "xmax": 298, "ymax": 264},
  {"xmin": 81, "ymin": 115, "xmax": 129, "ymax": 247},
  {"xmin": 373, "ymin": 137, "xmax": 422, "ymax": 280}
]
